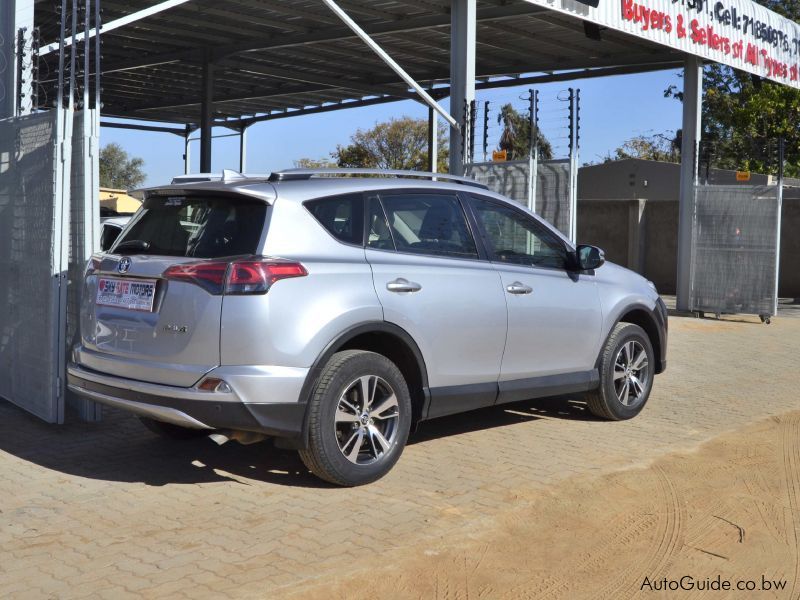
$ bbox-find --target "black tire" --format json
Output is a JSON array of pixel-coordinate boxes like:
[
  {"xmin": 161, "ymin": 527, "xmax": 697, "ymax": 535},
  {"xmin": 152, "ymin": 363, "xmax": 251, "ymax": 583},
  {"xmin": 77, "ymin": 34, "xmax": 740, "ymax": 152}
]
[
  {"xmin": 299, "ymin": 350, "xmax": 412, "ymax": 486},
  {"xmin": 139, "ymin": 417, "xmax": 209, "ymax": 440},
  {"xmin": 586, "ymin": 322, "xmax": 654, "ymax": 421}
]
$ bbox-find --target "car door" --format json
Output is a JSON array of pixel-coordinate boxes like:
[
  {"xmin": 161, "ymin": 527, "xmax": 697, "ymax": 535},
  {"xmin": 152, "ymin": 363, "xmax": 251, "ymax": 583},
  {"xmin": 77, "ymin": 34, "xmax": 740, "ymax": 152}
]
[
  {"xmin": 365, "ymin": 190, "xmax": 507, "ymax": 418},
  {"xmin": 465, "ymin": 193, "xmax": 603, "ymax": 403}
]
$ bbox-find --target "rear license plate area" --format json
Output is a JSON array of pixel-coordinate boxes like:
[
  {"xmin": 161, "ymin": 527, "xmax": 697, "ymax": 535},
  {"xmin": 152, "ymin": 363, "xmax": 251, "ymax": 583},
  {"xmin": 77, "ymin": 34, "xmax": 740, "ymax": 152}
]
[{"xmin": 96, "ymin": 277, "xmax": 157, "ymax": 312}]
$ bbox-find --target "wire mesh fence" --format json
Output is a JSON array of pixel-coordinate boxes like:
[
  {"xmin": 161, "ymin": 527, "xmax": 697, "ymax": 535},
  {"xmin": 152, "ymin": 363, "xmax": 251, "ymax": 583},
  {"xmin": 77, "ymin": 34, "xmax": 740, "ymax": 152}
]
[
  {"xmin": 464, "ymin": 160, "xmax": 532, "ymax": 207},
  {"xmin": 689, "ymin": 137, "xmax": 784, "ymax": 318},
  {"xmin": 464, "ymin": 88, "xmax": 579, "ymax": 239},
  {"xmin": 536, "ymin": 159, "xmax": 572, "ymax": 237},
  {"xmin": 0, "ymin": 112, "xmax": 64, "ymax": 422},
  {"xmin": 690, "ymin": 184, "xmax": 781, "ymax": 317}
]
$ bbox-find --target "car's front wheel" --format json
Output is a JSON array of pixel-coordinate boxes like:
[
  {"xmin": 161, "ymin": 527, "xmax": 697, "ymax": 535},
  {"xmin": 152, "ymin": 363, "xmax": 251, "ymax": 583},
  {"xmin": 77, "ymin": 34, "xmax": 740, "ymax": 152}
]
[
  {"xmin": 586, "ymin": 322, "xmax": 654, "ymax": 420},
  {"xmin": 299, "ymin": 350, "xmax": 412, "ymax": 486}
]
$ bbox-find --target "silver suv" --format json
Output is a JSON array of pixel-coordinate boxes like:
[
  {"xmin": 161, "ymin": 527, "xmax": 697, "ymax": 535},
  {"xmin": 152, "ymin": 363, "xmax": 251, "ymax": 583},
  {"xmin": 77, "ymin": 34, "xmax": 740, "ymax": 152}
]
[{"xmin": 68, "ymin": 169, "xmax": 667, "ymax": 486}]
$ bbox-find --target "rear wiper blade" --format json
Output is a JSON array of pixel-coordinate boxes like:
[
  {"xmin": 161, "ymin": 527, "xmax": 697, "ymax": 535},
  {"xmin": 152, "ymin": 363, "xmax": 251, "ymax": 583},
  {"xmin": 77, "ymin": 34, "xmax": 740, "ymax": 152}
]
[{"xmin": 115, "ymin": 240, "xmax": 151, "ymax": 253}]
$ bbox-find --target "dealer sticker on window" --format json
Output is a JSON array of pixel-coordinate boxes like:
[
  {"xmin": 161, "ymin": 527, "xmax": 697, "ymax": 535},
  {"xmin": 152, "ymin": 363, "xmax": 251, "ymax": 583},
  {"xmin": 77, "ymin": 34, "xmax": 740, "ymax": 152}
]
[{"xmin": 96, "ymin": 277, "xmax": 157, "ymax": 312}]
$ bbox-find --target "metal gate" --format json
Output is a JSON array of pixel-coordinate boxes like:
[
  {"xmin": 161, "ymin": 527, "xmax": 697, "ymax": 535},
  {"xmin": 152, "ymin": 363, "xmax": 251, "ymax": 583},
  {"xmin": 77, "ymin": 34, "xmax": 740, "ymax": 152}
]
[
  {"xmin": 689, "ymin": 184, "xmax": 781, "ymax": 318},
  {"xmin": 0, "ymin": 110, "xmax": 71, "ymax": 422},
  {"xmin": 465, "ymin": 158, "xmax": 576, "ymax": 239}
]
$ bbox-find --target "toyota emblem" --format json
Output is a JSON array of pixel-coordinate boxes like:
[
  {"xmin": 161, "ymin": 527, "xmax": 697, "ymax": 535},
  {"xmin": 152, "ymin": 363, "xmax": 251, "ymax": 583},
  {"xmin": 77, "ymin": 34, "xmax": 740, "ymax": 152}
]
[{"xmin": 117, "ymin": 257, "xmax": 131, "ymax": 274}]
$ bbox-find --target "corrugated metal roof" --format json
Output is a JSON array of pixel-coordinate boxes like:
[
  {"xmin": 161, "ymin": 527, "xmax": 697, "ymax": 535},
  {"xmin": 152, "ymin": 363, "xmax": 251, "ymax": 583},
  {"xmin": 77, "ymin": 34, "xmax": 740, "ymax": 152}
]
[{"xmin": 35, "ymin": 0, "xmax": 681, "ymax": 125}]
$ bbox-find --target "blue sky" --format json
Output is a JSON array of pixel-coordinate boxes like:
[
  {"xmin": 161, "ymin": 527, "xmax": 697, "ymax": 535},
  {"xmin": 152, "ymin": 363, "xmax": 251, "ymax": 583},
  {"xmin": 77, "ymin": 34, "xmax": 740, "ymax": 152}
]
[{"xmin": 102, "ymin": 69, "xmax": 685, "ymax": 188}]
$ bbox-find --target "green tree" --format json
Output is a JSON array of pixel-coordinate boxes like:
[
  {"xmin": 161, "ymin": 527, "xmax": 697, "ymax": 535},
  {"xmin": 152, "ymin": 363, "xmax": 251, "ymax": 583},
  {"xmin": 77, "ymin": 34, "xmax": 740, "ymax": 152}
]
[
  {"xmin": 332, "ymin": 116, "xmax": 449, "ymax": 172},
  {"xmin": 293, "ymin": 157, "xmax": 337, "ymax": 169},
  {"xmin": 99, "ymin": 143, "xmax": 146, "ymax": 190},
  {"xmin": 604, "ymin": 131, "xmax": 680, "ymax": 163},
  {"xmin": 667, "ymin": 65, "xmax": 799, "ymax": 175},
  {"xmin": 496, "ymin": 103, "xmax": 553, "ymax": 160},
  {"xmin": 665, "ymin": 0, "xmax": 800, "ymax": 178}
]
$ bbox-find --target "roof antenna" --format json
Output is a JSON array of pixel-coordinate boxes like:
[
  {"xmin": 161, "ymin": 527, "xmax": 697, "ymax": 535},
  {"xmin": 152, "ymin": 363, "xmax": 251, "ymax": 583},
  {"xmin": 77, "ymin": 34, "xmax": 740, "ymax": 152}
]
[{"xmin": 221, "ymin": 169, "xmax": 245, "ymax": 182}]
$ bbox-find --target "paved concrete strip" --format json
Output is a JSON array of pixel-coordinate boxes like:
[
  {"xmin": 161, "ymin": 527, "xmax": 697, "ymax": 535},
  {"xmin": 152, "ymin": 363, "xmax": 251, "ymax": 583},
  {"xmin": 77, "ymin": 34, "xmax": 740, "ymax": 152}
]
[{"xmin": 1, "ymin": 315, "xmax": 798, "ymax": 598}]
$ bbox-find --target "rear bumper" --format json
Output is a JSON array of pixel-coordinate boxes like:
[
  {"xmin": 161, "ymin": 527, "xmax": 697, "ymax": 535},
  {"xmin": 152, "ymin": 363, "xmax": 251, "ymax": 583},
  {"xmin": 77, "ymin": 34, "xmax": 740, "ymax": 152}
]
[{"xmin": 66, "ymin": 363, "xmax": 307, "ymax": 439}]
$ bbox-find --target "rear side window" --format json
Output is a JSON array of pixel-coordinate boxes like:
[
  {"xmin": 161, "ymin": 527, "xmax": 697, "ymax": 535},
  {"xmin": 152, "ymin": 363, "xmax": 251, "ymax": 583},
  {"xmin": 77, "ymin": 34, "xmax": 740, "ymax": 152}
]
[
  {"xmin": 378, "ymin": 193, "xmax": 478, "ymax": 259},
  {"xmin": 305, "ymin": 194, "xmax": 364, "ymax": 246},
  {"xmin": 113, "ymin": 195, "xmax": 267, "ymax": 258}
]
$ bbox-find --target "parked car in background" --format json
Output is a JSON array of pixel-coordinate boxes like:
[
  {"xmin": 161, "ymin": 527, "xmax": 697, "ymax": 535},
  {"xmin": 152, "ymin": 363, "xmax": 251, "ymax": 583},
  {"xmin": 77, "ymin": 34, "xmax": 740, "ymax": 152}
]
[
  {"xmin": 100, "ymin": 214, "xmax": 132, "ymax": 252},
  {"xmin": 69, "ymin": 169, "xmax": 667, "ymax": 486}
]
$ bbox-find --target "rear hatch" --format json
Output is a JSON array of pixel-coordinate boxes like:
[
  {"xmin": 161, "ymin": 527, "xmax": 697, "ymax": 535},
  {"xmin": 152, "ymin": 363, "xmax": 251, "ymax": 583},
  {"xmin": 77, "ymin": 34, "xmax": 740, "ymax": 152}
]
[{"xmin": 77, "ymin": 192, "xmax": 269, "ymax": 387}]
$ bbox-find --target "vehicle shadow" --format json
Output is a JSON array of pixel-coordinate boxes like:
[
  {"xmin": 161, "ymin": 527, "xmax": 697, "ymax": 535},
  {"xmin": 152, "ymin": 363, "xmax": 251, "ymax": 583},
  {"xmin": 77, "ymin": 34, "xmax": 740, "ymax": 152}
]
[
  {"xmin": 0, "ymin": 394, "xmax": 598, "ymax": 489},
  {"xmin": 411, "ymin": 394, "xmax": 595, "ymax": 444}
]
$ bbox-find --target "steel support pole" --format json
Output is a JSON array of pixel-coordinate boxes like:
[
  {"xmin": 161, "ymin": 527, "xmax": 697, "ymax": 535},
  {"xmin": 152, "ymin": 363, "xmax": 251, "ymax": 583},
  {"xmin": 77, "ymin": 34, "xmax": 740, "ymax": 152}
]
[
  {"xmin": 427, "ymin": 106, "xmax": 438, "ymax": 173},
  {"xmin": 676, "ymin": 56, "xmax": 703, "ymax": 312},
  {"xmin": 184, "ymin": 126, "xmax": 192, "ymax": 174},
  {"xmin": 773, "ymin": 137, "xmax": 784, "ymax": 316},
  {"xmin": 448, "ymin": 0, "xmax": 475, "ymax": 175},
  {"xmin": 0, "ymin": 0, "xmax": 34, "ymax": 118},
  {"xmin": 239, "ymin": 125, "xmax": 248, "ymax": 173},
  {"xmin": 200, "ymin": 59, "xmax": 215, "ymax": 173}
]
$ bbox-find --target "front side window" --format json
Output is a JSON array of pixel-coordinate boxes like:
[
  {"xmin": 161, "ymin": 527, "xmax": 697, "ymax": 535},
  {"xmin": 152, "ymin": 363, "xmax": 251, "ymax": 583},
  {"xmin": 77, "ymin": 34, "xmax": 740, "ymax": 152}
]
[
  {"xmin": 468, "ymin": 195, "xmax": 569, "ymax": 269},
  {"xmin": 113, "ymin": 195, "xmax": 267, "ymax": 258},
  {"xmin": 378, "ymin": 193, "xmax": 478, "ymax": 259},
  {"xmin": 305, "ymin": 193, "xmax": 364, "ymax": 246}
]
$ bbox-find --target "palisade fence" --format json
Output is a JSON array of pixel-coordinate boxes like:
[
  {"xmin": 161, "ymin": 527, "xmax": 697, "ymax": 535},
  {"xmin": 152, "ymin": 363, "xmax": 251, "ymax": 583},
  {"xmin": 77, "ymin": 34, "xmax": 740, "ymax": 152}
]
[
  {"xmin": 464, "ymin": 88, "xmax": 580, "ymax": 240},
  {"xmin": 689, "ymin": 138, "xmax": 784, "ymax": 320},
  {"xmin": 0, "ymin": 0, "xmax": 101, "ymax": 422}
]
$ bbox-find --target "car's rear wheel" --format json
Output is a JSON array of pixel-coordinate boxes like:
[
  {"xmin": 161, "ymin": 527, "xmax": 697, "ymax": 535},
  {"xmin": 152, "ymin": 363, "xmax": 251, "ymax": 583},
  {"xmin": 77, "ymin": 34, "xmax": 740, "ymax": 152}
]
[
  {"xmin": 139, "ymin": 417, "xmax": 209, "ymax": 440},
  {"xmin": 586, "ymin": 322, "xmax": 654, "ymax": 420},
  {"xmin": 299, "ymin": 350, "xmax": 412, "ymax": 486}
]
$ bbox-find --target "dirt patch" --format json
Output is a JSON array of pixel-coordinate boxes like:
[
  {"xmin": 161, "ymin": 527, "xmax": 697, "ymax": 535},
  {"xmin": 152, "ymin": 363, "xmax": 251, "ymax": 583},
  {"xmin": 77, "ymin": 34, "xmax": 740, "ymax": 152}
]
[{"xmin": 288, "ymin": 413, "xmax": 800, "ymax": 599}]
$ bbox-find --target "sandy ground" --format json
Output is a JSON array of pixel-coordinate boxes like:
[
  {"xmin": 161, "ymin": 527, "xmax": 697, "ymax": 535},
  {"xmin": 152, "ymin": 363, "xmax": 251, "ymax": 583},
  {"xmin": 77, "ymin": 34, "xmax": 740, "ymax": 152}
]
[
  {"xmin": 4, "ymin": 314, "xmax": 800, "ymax": 598},
  {"xmin": 289, "ymin": 412, "xmax": 800, "ymax": 600}
]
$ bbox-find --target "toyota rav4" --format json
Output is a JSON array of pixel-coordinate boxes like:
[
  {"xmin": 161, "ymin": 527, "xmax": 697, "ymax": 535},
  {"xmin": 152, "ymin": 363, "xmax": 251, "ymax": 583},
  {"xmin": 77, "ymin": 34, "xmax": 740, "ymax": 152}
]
[{"xmin": 68, "ymin": 169, "xmax": 667, "ymax": 486}]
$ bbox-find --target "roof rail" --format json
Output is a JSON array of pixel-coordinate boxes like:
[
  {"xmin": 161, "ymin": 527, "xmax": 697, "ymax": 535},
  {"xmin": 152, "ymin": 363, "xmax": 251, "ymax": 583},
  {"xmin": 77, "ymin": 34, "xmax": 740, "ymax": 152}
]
[{"xmin": 267, "ymin": 168, "xmax": 488, "ymax": 189}]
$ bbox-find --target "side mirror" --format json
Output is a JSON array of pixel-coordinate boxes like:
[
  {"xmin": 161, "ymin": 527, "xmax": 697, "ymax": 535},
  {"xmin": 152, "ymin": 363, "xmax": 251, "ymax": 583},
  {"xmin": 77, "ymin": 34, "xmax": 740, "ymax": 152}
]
[{"xmin": 576, "ymin": 244, "xmax": 605, "ymax": 270}]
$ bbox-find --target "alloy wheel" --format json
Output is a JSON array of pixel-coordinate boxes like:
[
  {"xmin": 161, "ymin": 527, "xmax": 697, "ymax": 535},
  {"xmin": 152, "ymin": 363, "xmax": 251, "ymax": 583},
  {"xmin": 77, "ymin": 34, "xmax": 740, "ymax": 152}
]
[
  {"xmin": 334, "ymin": 375, "xmax": 400, "ymax": 465},
  {"xmin": 613, "ymin": 340, "xmax": 650, "ymax": 408}
]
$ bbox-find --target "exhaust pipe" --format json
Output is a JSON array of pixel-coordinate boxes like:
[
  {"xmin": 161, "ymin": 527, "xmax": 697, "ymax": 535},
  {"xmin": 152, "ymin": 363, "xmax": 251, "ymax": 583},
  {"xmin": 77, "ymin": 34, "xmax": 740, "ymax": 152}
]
[{"xmin": 208, "ymin": 430, "xmax": 268, "ymax": 446}]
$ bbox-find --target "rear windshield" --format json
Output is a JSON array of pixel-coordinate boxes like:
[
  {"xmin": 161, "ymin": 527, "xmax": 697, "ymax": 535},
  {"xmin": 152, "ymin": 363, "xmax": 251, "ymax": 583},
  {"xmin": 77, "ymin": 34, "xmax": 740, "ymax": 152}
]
[{"xmin": 112, "ymin": 195, "xmax": 267, "ymax": 258}]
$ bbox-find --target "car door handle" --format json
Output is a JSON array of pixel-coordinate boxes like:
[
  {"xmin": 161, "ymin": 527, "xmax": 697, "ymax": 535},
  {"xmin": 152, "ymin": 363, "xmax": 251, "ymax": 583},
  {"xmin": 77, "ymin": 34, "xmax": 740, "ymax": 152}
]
[
  {"xmin": 506, "ymin": 281, "xmax": 533, "ymax": 295},
  {"xmin": 386, "ymin": 278, "xmax": 422, "ymax": 293}
]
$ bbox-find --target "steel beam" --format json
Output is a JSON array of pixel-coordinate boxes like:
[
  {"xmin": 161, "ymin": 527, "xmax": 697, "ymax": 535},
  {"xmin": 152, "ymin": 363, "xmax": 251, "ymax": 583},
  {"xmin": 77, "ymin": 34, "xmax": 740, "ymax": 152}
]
[
  {"xmin": 321, "ymin": 0, "xmax": 456, "ymax": 128},
  {"xmin": 676, "ymin": 55, "xmax": 703, "ymax": 312},
  {"xmin": 239, "ymin": 125, "xmax": 247, "ymax": 173},
  {"xmin": 41, "ymin": 0, "xmax": 195, "ymax": 56},
  {"xmin": 200, "ymin": 59, "xmax": 215, "ymax": 172},
  {"xmin": 218, "ymin": 59, "xmax": 416, "ymax": 99},
  {"xmin": 100, "ymin": 120, "xmax": 187, "ymax": 135},
  {"xmin": 449, "ymin": 0, "xmax": 476, "ymax": 174},
  {"xmin": 427, "ymin": 105, "xmax": 438, "ymax": 173}
]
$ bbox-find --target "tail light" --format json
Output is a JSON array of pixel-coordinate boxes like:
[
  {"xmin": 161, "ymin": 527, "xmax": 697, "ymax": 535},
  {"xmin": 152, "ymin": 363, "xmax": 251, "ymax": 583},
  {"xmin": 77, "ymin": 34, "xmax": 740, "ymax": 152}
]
[
  {"xmin": 162, "ymin": 261, "xmax": 229, "ymax": 294},
  {"xmin": 163, "ymin": 257, "xmax": 307, "ymax": 295}
]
